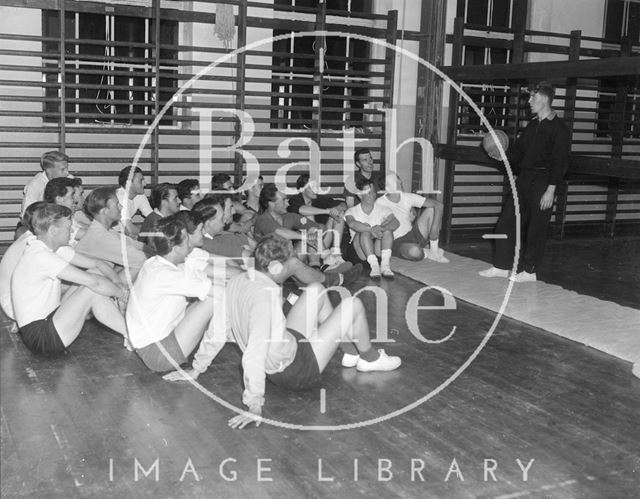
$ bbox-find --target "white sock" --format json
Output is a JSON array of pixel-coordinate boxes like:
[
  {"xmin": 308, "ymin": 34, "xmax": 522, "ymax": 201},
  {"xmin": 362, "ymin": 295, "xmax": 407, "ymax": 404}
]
[
  {"xmin": 430, "ymin": 239, "xmax": 439, "ymax": 252},
  {"xmin": 367, "ymin": 254, "xmax": 379, "ymax": 269},
  {"xmin": 380, "ymin": 249, "xmax": 392, "ymax": 268}
]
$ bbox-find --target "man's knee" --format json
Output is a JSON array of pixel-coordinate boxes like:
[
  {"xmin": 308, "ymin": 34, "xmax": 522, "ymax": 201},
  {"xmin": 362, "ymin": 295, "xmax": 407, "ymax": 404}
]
[
  {"xmin": 401, "ymin": 244, "xmax": 423, "ymax": 261},
  {"xmin": 359, "ymin": 232, "xmax": 373, "ymax": 243},
  {"xmin": 343, "ymin": 296, "xmax": 364, "ymax": 315}
]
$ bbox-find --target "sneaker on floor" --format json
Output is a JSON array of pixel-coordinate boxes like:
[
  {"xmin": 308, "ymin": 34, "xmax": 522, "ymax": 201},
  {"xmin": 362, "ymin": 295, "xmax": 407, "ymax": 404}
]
[
  {"xmin": 381, "ymin": 266, "xmax": 395, "ymax": 279},
  {"xmin": 479, "ymin": 266, "xmax": 509, "ymax": 278},
  {"xmin": 369, "ymin": 265, "xmax": 381, "ymax": 280},
  {"xmin": 510, "ymin": 271, "xmax": 537, "ymax": 283},
  {"xmin": 424, "ymin": 248, "xmax": 449, "ymax": 263},
  {"xmin": 341, "ymin": 352, "xmax": 360, "ymax": 368},
  {"xmin": 356, "ymin": 349, "xmax": 402, "ymax": 372}
]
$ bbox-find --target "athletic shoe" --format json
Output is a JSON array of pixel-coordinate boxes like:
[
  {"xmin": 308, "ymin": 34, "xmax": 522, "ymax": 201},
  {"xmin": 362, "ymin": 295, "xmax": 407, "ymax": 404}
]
[
  {"xmin": 369, "ymin": 265, "xmax": 381, "ymax": 280},
  {"xmin": 479, "ymin": 267, "xmax": 509, "ymax": 278},
  {"xmin": 424, "ymin": 248, "xmax": 450, "ymax": 263},
  {"xmin": 381, "ymin": 266, "xmax": 395, "ymax": 279},
  {"xmin": 356, "ymin": 349, "xmax": 402, "ymax": 372},
  {"xmin": 510, "ymin": 271, "xmax": 537, "ymax": 283},
  {"xmin": 341, "ymin": 352, "xmax": 360, "ymax": 368}
]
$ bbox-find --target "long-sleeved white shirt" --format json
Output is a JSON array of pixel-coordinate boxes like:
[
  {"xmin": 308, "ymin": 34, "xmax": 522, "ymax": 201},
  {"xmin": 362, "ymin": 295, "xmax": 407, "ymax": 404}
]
[{"xmin": 191, "ymin": 271, "xmax": 296, "ymax": 409}]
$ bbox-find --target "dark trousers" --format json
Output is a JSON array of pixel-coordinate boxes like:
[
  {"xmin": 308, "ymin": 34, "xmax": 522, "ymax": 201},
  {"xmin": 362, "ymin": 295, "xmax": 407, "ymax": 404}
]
[{"xmin": 493, "ymin": 171, "xmax": 554, "ymax": 274}]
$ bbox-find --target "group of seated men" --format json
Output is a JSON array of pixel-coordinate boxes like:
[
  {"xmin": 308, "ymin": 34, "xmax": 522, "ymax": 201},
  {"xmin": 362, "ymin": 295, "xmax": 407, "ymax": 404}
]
[{"xmin": 0, "ymin": 147, "xmax": 448, "ymax": 428}]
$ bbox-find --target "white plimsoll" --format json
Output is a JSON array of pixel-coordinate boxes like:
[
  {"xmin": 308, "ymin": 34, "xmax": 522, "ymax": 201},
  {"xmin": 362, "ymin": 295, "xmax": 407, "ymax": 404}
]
[
  {"xmin": 478, "ymin": 266, "xmax": 509, "ymax": 278},
  {"xmin": 356, "ymin": 349, "xmax": 402, "ymax": 372},
  {"xmin": 424, "ymin": 248, "xmax": 450, "ymax": 263},
  {"xmin": 341, "ymin": 352, "xmax": 360, "ymax": 368},
  {"xmin": 510, "ymin": 271, "xmax": 537, "ymax": 283}
]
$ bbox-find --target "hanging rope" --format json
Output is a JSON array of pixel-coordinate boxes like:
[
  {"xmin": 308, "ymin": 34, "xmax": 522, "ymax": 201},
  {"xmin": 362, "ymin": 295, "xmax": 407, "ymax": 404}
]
[{"xmin": 214, "ymin": 3, "xmax": 236, "ymax": 49}]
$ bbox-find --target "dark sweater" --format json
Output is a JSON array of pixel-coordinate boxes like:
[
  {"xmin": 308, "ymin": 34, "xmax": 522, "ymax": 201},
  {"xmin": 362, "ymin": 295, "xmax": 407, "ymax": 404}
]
[{"xmin": 507, "ymin": 115, "xmax": 570, "ymax": 185}]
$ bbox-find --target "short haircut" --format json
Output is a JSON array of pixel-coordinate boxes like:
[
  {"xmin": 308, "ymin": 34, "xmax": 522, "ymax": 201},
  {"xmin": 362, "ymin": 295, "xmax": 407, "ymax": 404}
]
[
  {"xmin": 118, "ymin": 165, "xmax": 143, "ymax": 188},
  {"xmin": 192, "ymin": 197, "xmax": 222, "ymax": 223},
  {"xmin": 30, "ymin": 203, "xmax": 72, "ymax": 235},
  {"xmin": 149, "ymin": 183, "xmax": 176, "ymax": 209},
  {"xmin": 254, "ymin": 234, "xmax": 294, "ymax": 272},
  {"xmin": 69, "ymin": 177, "xmax": 83, "ymax": 189},
  {"xmin": 258, "ymin": 183, "xmax": 279, "ymax": 213},
  {"xmin": 172, "ymin": 210, "xmax": 202, "ymax": 234},
  {"xmin": 177, "ymin": 179, "xmax": 200, "ymax": 201},
  {"xmin": 211, "ymin": 173, "xmax": 232, "ymax": 191},
  {"xmin": 84, "ymin": 187, "xmax": 117, "ymax": 220},
  {"xmin": 532, "ymin": 80, "xmax": 555, "ymax": 102},
  {"xmin": 355, "ymin": 175, "xmax": 375, "ymax": 193},
  {"xmin": 41, "ymin": 151, "xmax": 69, "ymax": 171},
  {"xmin": 22, "ymin": 201, "xmax": 47, "ymax": 233},
  {"xmin": 43, "ymin": 177, "xmax": 75, "ymax": 203},
  {"xmin": 153, "ymin": 216, "xmax": 187, "ymax": 256},
  {"xmin": 296, "ymin": 174, "xmax": 310, "ymax": 190},
  {"xmin": 354, "ymin": 147, "xmax": 371, "ymax": 165}
]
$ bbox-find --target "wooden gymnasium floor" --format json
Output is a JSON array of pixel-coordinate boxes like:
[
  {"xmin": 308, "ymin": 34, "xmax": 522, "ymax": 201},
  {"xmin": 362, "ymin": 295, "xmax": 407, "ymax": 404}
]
[{"xmin": 1, "ymin": 237, "xmax": 639, "ymax": 498}]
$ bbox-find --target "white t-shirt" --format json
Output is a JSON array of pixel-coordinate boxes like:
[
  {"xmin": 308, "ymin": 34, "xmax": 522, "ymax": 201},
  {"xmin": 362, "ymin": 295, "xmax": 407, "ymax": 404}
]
[
  {"xmin": 126, "ymin": 255, "xmax": 212, "ymax": 349},
  {"xmin": 0, "ymin": 231, "xmax": 35, "ymax": 320},
  {"xmin": 11, "ymin": 239, "xmax": 75, "ymax": 327},
  {"xmin": 344, "ymin": 203, "xmax": 394, "ymax": 242},
  {"xmin": 116, "ymin": 187, "xmax": 152, "ymax": 224},
  {"xmin": 376, "ymin": 192, "xmax": 426, "ymax": 239}
]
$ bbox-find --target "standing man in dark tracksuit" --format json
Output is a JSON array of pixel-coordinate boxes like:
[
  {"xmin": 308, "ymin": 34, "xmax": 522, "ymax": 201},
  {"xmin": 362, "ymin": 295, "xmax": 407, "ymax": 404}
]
[{"xmin": 480, "ymin": 81, "xmax": 571, "ymax": 283}]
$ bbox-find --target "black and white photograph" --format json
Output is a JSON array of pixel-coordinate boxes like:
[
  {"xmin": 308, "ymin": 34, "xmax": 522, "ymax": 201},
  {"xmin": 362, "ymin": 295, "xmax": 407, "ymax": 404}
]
[{"xmin": 0, "ymin": 0, "xmax": 638, "ymax": 497}]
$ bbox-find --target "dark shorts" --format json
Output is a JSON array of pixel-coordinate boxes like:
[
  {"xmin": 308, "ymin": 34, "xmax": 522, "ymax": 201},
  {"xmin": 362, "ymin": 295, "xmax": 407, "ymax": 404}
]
[
  {"xmin": 392, "ymin": 222, "xmax": 427, "ymax": 256},
  {"xmin": 345, "ymin": 241, "xmax": 365, "ymax": 265},
  {"xmin": 19, "ymin": 307, "xmax": 66, "ymax": 356},
  {"xmin": 136, "ymin": 331, "xmax": 187, "ymax": 372},
  {"xmin": 268, "ymin": 329, "xmax": 321, "ymax": 391}
]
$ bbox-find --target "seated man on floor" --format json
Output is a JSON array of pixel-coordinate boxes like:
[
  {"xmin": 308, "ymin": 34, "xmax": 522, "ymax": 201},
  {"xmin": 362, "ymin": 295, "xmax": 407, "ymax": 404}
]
[
  {"xmin": 177, "ymin": 179, "xmax": 204, "ymax": 211},
  {"xmin": 138, "ymin": 182, "xmax": 180, "ymax": 246},
  {"xmin": 173, "ymin": 210, "xmax": 244, "ymax": 284},
  {"xmin": 255, "ymin": 182, "xmax": 324, "ymax": 267},
  {"xmin": 193, "ymin": 195, "xmax": 253, "ymax": 258},
  {"xmin": 1, "ymin": 202, "xmax": 45, "ymax": 325},
  {"xmin": 287, "ymin": 174, "xmax": 348, "ymax": 271},
  {"xmin": 43, "ymin": 177, "xmax": 87, "ymax": 246},
  {"xmin": 344, "ymin": 177, "xmax": 399, "ymax": 280},
  {"xmin": 21, "ymin": 151, "xmax": 71, "ymax": 217},
  {"xmin": 242, "ymin": 175, "xmax": 263, "ymax": 215},
  {"xmin": 164, "ymin": 234, "xmax": 402, "ymax": 429},
  {"xmin": 376, "ymin": 174, "xmax": 449, "ymax": 263},
  {"xmin": 211, "ymin": 173, "xmax": 256, "ymax": 233},
  {"xmin": 11, "ymin": 203, "xmax": 128, "ymax": 356},
  {"xmin": 75, "ymin": 187, "xmax": 150, "ymax": 279},
  {"xmin": 344, "ymin": 147, "xmax": 386, "ymax": 209},
  {"xmin": 116, "ymin": 165, "xmax": 152, "ymax": 238},
  {"xmin": 126, "ymin": 216, "xmax": 218, "ymax": 373}
]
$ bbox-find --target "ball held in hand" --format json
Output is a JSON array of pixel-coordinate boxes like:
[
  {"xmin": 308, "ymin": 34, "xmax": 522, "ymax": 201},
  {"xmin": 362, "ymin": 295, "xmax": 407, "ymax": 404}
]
[{"xmin": 482, "ymin": 129, "xmax": 509, "ymax": 159}]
